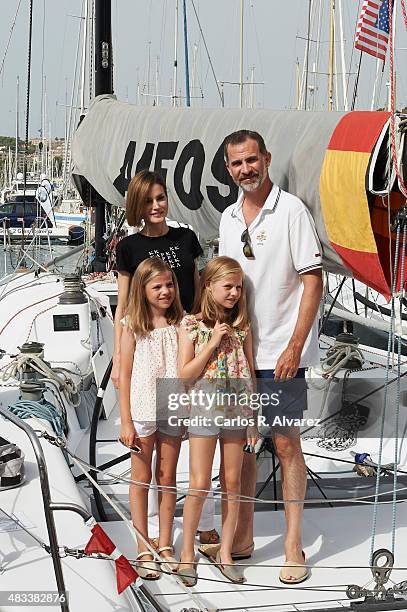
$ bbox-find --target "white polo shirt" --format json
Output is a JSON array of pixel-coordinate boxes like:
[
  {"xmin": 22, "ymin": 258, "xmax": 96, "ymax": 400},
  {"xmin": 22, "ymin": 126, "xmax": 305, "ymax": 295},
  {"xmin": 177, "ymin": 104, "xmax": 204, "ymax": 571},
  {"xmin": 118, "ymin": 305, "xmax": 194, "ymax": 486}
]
[{"xmin": 219, "ymin": 184, "xmax": 322, "ymax": 370}]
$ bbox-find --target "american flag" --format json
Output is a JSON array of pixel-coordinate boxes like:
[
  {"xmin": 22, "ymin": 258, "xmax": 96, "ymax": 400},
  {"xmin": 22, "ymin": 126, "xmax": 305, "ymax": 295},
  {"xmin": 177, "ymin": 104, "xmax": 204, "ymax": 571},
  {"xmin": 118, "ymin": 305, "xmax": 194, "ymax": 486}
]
[{"xmin": 354, "ymin": 0, "xmax": 393, "ymax": 61}]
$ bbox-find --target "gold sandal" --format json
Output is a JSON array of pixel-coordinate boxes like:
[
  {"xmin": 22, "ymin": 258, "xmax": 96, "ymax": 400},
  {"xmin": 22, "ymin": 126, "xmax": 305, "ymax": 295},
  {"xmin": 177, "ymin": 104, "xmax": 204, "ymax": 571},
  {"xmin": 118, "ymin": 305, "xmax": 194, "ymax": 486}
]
[
  {"xmin": 279, "ymin": 551, "xmax": 309, "ymax": 584},
  {"xmin": 135, "ymin": 552, "xmax": 160, "ymax": 580},
  {"xmin": 157, "ymin": 545, "xmax": 178, "ymax": 572}
]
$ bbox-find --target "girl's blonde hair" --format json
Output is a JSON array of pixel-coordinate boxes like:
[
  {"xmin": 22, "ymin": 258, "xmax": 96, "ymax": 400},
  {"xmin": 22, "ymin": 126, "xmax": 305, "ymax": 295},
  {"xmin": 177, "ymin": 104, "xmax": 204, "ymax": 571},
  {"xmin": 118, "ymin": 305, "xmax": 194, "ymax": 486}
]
[
  {"xmin": 192, "ymin": 256, "xmax": 249, "ymax": 329},
  {"xmin": 125, "ymin": 257, "xmax": 183, "ymax": 334},
  {"xmin": 126, "ymin": 170, "xmax": 167, "ymax": 228}
]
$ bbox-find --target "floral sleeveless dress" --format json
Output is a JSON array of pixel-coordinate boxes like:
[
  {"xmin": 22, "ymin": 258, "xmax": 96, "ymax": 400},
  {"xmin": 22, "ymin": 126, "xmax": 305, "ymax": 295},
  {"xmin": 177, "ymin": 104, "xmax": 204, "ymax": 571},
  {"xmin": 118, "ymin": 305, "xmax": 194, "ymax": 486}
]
[{"xmin": 180, "ymin": 315, "xmax": 253, "ymax": 417}]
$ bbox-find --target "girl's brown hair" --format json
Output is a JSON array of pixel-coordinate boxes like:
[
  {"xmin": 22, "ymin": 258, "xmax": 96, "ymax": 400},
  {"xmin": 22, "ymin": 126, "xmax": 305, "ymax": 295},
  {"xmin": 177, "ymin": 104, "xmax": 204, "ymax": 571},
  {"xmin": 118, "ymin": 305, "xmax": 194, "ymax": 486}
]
[
  {"xmin": 125, "ymin": 257, "xmax": 183, "ymax": 335},
  {"xmin": 126, "ymin": 170, "xmax": 167, "ymax": 228},
  {"xmin": 192, "ymin": 256, "xmax": 249, "ymax": 329}
]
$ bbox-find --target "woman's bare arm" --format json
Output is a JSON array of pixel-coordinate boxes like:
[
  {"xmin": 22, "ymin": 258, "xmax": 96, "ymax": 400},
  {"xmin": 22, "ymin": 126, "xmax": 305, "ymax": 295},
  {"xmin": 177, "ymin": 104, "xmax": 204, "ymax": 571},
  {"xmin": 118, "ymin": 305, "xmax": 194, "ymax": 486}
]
[
  {"xmin": 111, "ymin": 271, "xmax": 131, "ymax": 388},
  {"xmin": 193, "ymin": 260, "xmax": 201, "ymax": 306}
]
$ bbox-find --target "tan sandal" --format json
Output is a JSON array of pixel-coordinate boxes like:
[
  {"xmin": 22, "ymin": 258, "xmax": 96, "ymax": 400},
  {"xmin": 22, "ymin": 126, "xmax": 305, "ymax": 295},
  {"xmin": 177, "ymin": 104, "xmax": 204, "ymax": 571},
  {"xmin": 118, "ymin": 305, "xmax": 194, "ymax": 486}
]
[
  {"xmin": 213, "ymin": 551, "xmax": 245, "ymax": 584},
  {"xmin": 199, "ymin": 541, "xmax": 254, "ymax": 561},
  {"xmin": 157, "ymin": 545, "xmax": 178, "ymax": 572},
  {"xmin": 176, "ymin": 560, "xmax": 198, "ymax": 587},
  {"xmin": 279, "ymin": 551, "xmax": 309, "ymax": 584},
  {"xmin": 149, "ymin": 537, "xmax": 159, "ymax": 551},
  {"xmin": 135, "ymin": 552, "xmax": 160, "ymax": 580},
  {"xmin": 231, "ymin": 542, "xmax": 254, "ymax": 560}
]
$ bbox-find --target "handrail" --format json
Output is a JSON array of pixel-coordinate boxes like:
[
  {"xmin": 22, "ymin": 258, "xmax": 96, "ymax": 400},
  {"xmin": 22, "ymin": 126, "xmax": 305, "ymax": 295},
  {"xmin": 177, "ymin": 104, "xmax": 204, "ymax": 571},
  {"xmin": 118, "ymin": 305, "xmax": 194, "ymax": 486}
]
[{"xmin": 0, "ymin": 406, "xmax": 69, "ymax": 612}]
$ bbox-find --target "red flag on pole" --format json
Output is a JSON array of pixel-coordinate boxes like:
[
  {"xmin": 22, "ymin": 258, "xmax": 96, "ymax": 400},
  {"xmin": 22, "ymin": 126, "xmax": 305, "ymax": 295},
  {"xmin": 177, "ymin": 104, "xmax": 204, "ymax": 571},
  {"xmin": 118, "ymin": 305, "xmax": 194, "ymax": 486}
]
[{"xmin": 85, "ymin": 523, "xmax": 138, "ymax": 594}]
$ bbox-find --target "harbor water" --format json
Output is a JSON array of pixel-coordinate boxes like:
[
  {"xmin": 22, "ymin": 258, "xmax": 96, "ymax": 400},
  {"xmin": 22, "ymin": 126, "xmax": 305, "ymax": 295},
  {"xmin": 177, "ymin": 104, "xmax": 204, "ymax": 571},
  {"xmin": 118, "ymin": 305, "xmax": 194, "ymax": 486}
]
[{"xmin": 0, "ymin": 241, "xmax": 89, "ymax": 279}]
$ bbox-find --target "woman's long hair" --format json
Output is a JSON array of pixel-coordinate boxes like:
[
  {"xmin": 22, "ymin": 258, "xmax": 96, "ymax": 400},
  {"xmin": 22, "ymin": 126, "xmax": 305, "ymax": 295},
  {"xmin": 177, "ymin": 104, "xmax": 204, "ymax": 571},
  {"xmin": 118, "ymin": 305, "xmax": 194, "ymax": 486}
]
[
  {"xmin": 192, "ymin": 256, "xmax": 249, "ymax": 330},
  {"xmin": 125, "ymin": 170, "xmax": 167, "ymax": 228},
  {"xmin": 125, "ymin": 257, "xmax": 183, "ymax": 335}
]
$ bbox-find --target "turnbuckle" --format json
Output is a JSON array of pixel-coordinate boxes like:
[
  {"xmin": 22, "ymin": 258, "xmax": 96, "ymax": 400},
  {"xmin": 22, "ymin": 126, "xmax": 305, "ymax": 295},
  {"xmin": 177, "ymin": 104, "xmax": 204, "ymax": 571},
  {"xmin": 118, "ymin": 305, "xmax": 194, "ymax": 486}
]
[
  {"xmin": 39, "ymin": 431, "xmax": 66, "ymax": 449},
  {"xmin": 63, "ymin": 546, "xmax": 86, "ymax": 559},
  {"xmin": 347, "ymin": 549, "xmax": 395, "ymax": 602}
]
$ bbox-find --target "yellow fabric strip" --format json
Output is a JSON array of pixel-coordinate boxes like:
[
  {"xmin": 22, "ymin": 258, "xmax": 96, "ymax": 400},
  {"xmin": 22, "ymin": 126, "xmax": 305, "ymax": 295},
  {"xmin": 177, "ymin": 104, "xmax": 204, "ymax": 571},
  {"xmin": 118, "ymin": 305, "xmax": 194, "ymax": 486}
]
[{"xmin": 320, "ymin": 149, "xmax": 377, "ymax": 253}]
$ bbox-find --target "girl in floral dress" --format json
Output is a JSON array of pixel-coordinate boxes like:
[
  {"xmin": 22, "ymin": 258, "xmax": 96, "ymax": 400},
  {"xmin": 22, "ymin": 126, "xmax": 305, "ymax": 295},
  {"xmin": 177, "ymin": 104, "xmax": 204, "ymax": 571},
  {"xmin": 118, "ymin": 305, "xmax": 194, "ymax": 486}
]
[{"xmin": 177, "ymin": 256, "xmax": 259, "ymax": 586}]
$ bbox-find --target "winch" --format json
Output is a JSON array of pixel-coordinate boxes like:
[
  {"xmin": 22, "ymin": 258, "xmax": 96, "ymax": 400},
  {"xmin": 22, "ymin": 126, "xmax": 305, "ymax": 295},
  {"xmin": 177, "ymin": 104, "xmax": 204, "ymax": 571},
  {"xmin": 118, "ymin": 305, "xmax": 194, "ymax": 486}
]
[{"xmin": 18, "ymin": 341, "xmax": 48, "ymax": 402}]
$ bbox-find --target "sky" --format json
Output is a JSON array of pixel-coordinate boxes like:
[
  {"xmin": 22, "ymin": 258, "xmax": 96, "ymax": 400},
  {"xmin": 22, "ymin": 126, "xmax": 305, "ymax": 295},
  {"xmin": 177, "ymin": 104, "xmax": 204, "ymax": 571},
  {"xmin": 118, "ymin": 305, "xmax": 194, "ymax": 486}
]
[{"xmin": 1, "ymin": 0, "xmax": 407, "ymax": 139}]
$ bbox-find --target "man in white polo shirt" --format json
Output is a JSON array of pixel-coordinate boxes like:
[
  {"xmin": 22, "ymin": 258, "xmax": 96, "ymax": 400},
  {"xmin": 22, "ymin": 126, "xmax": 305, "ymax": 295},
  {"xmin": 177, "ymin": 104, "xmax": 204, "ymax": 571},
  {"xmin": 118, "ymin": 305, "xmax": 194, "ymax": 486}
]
[{"xmin": 201, "ymin": 130, "xmax": 323, "ymax": 584}]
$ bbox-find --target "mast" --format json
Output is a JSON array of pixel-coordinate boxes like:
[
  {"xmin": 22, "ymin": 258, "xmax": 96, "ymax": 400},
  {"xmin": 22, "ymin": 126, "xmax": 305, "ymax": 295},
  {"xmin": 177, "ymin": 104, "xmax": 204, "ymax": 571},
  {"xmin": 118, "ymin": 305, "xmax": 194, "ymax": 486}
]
[
  {"xmin": 304, "ymin": 0, "xmax": 312, "ymax": 111},
  {"xmin": 94, "ymin": 0, "xmax": 113, "ymax": 271},
  {"xmin": 249, "ymin": 65, "xmax": 255, "ymax": 108},
  {"xmin": 41, "ymin": 75, "xmax": 46, "ymax": 174},
  {"xmin": 146, "ymin": 40, "xmax": 151, "ymax": 103},
  {"xmin": 8, "ymin": 147, "xmax": 12, "ymax": 186},
  {"xmin": 239, "ymin": 0, "xmax": 244, "ymax": 108},
  {"xmin": 155, "ymin": 56, "xmax": 160, "ymax": 106},
  {"xmin": 80, "ymin": 0, "xmax": 89, "ymax": 118},
  {"xmin": 337, "ymin": 0, "xmax": 348, "ymax": 110},
  {"xmin": 15, "ymin": 75, "xmax": 19, "ymax": 177},
  {"xmin": 328, "ymin": 0, "xmax": 335, "ymax": 111},
  {"xmin": 173, "ymin": 0, "xmax": 179, "ymax": 107},
  {"xmin": 296, "ymin": 60, "xmax": 302, "ymax": 110},
  {"xmin": 94, "ymin": 0, "xmax": 113, "ymax": 97},
  {"xmin": 183, "ymin": 0, "xmax": 191, "ymax": 107},
  {"xmin": 388, "ymin": 0, "xmax": 397, "ymax": 112}
]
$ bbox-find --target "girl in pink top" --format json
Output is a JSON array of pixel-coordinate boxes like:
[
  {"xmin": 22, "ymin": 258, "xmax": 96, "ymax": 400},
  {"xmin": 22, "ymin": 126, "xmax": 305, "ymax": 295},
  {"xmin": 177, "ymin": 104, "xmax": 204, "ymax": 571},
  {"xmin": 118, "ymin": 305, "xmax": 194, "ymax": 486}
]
[{"xmin": 119, "ymin": 257, "xmax": 183, "ymax": 580}]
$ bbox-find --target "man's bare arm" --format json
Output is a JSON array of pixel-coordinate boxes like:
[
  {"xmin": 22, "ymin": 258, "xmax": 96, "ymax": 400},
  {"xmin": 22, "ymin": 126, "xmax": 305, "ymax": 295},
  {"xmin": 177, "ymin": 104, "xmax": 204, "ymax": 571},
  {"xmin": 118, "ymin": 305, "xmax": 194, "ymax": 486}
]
[{"xmin": 274, "ymin": 269, "xmax": 323, "ymax": 380}]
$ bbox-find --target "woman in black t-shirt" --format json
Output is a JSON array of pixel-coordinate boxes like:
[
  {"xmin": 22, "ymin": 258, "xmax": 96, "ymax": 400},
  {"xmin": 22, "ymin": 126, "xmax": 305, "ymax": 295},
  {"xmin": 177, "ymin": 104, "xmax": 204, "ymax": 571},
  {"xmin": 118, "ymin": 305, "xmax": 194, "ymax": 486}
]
[
  {"xmin": 113, "ymin": 170, "xmax": 203, "ymax": 387},
  {"xmin": 114, "ymin": 170, "xmax": 220, "ymax": 546}
]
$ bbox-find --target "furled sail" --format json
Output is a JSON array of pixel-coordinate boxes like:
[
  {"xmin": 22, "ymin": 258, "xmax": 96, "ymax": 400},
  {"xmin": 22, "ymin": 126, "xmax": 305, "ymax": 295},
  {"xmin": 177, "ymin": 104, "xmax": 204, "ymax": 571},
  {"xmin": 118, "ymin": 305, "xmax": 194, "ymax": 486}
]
[{"xmin": 71, "ymin": 94, "xmax": 403, "ymax": 298}]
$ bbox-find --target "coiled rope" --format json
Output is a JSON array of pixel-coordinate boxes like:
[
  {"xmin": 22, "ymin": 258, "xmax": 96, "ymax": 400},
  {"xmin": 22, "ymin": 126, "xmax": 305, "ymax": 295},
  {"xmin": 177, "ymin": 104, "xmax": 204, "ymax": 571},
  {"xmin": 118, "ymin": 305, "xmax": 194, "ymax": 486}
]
[
  {"xmin": 8, "ymin": 399, "xmax": 66, "ymax": 437},
  {"xmin": 0, "ymin": 352, "xmax": 80, "ymax": 407}
]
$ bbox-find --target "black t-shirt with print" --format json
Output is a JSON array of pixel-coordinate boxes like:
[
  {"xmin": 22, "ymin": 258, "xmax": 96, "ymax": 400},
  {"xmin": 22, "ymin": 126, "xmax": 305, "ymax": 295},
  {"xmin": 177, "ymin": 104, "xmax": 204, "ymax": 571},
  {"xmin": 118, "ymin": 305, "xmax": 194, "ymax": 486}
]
[{"xmin": 116, "ymin": 227, "xmax": 203, "ymax": 312}]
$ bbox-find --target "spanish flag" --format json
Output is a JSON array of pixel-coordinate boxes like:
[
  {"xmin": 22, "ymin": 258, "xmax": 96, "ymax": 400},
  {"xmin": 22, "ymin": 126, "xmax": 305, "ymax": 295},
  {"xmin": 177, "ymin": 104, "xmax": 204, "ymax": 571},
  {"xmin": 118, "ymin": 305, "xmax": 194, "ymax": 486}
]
[{"xmin": 320, "ymin": 111, "xmax": 392, "ymax": 300}]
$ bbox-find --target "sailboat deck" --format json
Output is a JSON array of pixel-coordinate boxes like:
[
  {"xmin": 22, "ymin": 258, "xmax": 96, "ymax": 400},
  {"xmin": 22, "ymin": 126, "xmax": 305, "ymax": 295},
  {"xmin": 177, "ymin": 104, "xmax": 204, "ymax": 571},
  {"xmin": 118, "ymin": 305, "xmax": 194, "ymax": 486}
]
[{"xmin": 104, "ymin": 503, "xmax": 407, "ymax": 612}]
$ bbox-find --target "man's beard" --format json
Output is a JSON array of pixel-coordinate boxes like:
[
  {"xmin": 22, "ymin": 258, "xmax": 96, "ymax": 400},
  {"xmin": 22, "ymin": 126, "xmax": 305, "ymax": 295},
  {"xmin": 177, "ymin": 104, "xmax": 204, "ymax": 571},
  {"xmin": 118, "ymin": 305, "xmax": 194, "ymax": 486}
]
[{"xmin": 236, "ymin": 169, "xmax": 267, "ymax": 193}]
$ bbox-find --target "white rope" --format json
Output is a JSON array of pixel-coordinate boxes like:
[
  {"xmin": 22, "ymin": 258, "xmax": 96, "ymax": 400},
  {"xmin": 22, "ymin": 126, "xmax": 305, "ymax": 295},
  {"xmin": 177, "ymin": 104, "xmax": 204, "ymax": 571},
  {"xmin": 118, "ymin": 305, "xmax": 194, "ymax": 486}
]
[
  {"xmin": 0, "ymin": 353, "xmax": 80, "ymax": 407},
  {"xmin": 314, "ymin": 339, "xmax": 364, "ymax": 378}
]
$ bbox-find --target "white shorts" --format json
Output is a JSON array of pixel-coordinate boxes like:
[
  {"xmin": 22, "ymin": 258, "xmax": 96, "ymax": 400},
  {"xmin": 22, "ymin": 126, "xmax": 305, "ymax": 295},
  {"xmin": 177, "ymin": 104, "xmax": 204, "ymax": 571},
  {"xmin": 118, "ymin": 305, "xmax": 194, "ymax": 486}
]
[{"xmin": 133, "ymin": 420, "xmax": 184, "ymax": 438}]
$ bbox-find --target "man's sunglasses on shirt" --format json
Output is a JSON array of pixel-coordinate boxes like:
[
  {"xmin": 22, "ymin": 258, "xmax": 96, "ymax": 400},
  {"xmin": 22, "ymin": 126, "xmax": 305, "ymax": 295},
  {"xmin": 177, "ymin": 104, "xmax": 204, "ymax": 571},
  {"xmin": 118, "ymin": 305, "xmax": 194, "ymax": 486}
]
[{"xmin": 241, "ymin": 228, "xmax": 255, "ymax": 260}]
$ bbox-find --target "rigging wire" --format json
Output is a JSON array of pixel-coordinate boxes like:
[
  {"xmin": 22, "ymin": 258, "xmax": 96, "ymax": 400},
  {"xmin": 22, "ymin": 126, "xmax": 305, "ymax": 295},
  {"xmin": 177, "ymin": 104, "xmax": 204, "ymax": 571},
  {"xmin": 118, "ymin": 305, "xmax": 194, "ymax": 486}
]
[
  {"xmin": 0, "ymin": 0, "xmax": 23, "ymax": 81},
  {"xmin": 67, "ymin": 447, "xmax": 407, "ymax": 507},
  {"xmin": 53, "ymin": 12, "xmax": 68, "ymax": 131},
  {"xmin": 190, "ymin": 0, "xmax": 223, "ymax": 105},
  {"xmin": 158, "ymin": 0, "xmax": 168, "ymax": 101},
  {"xmin": 392, "ymin": 223, "xmax": 407, "ymax": 553},
  {"xmin": 215, "ymin": 602, "xmax": 350, "ymax": 612},
  {"xmin": 21, "ymin": 0, "xmax": 34, "ymax": 268},
  {"xmin": 369, "ymin": 0, "xmax": 407, "ymax": 561},
  {"xmin": 249, "ymin": 2, "xmax": 264, "ymax": 84},
  {"xmin": 40, "ymin": 0, "xmax": 46, "ymax": 154},
  {"xmin": 347, "ymin": 0, "xmax": 362, "ymax": 103},
  {"xmin": 369, "ymin": 227, "xmax": 400, "ymax": 560}
]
